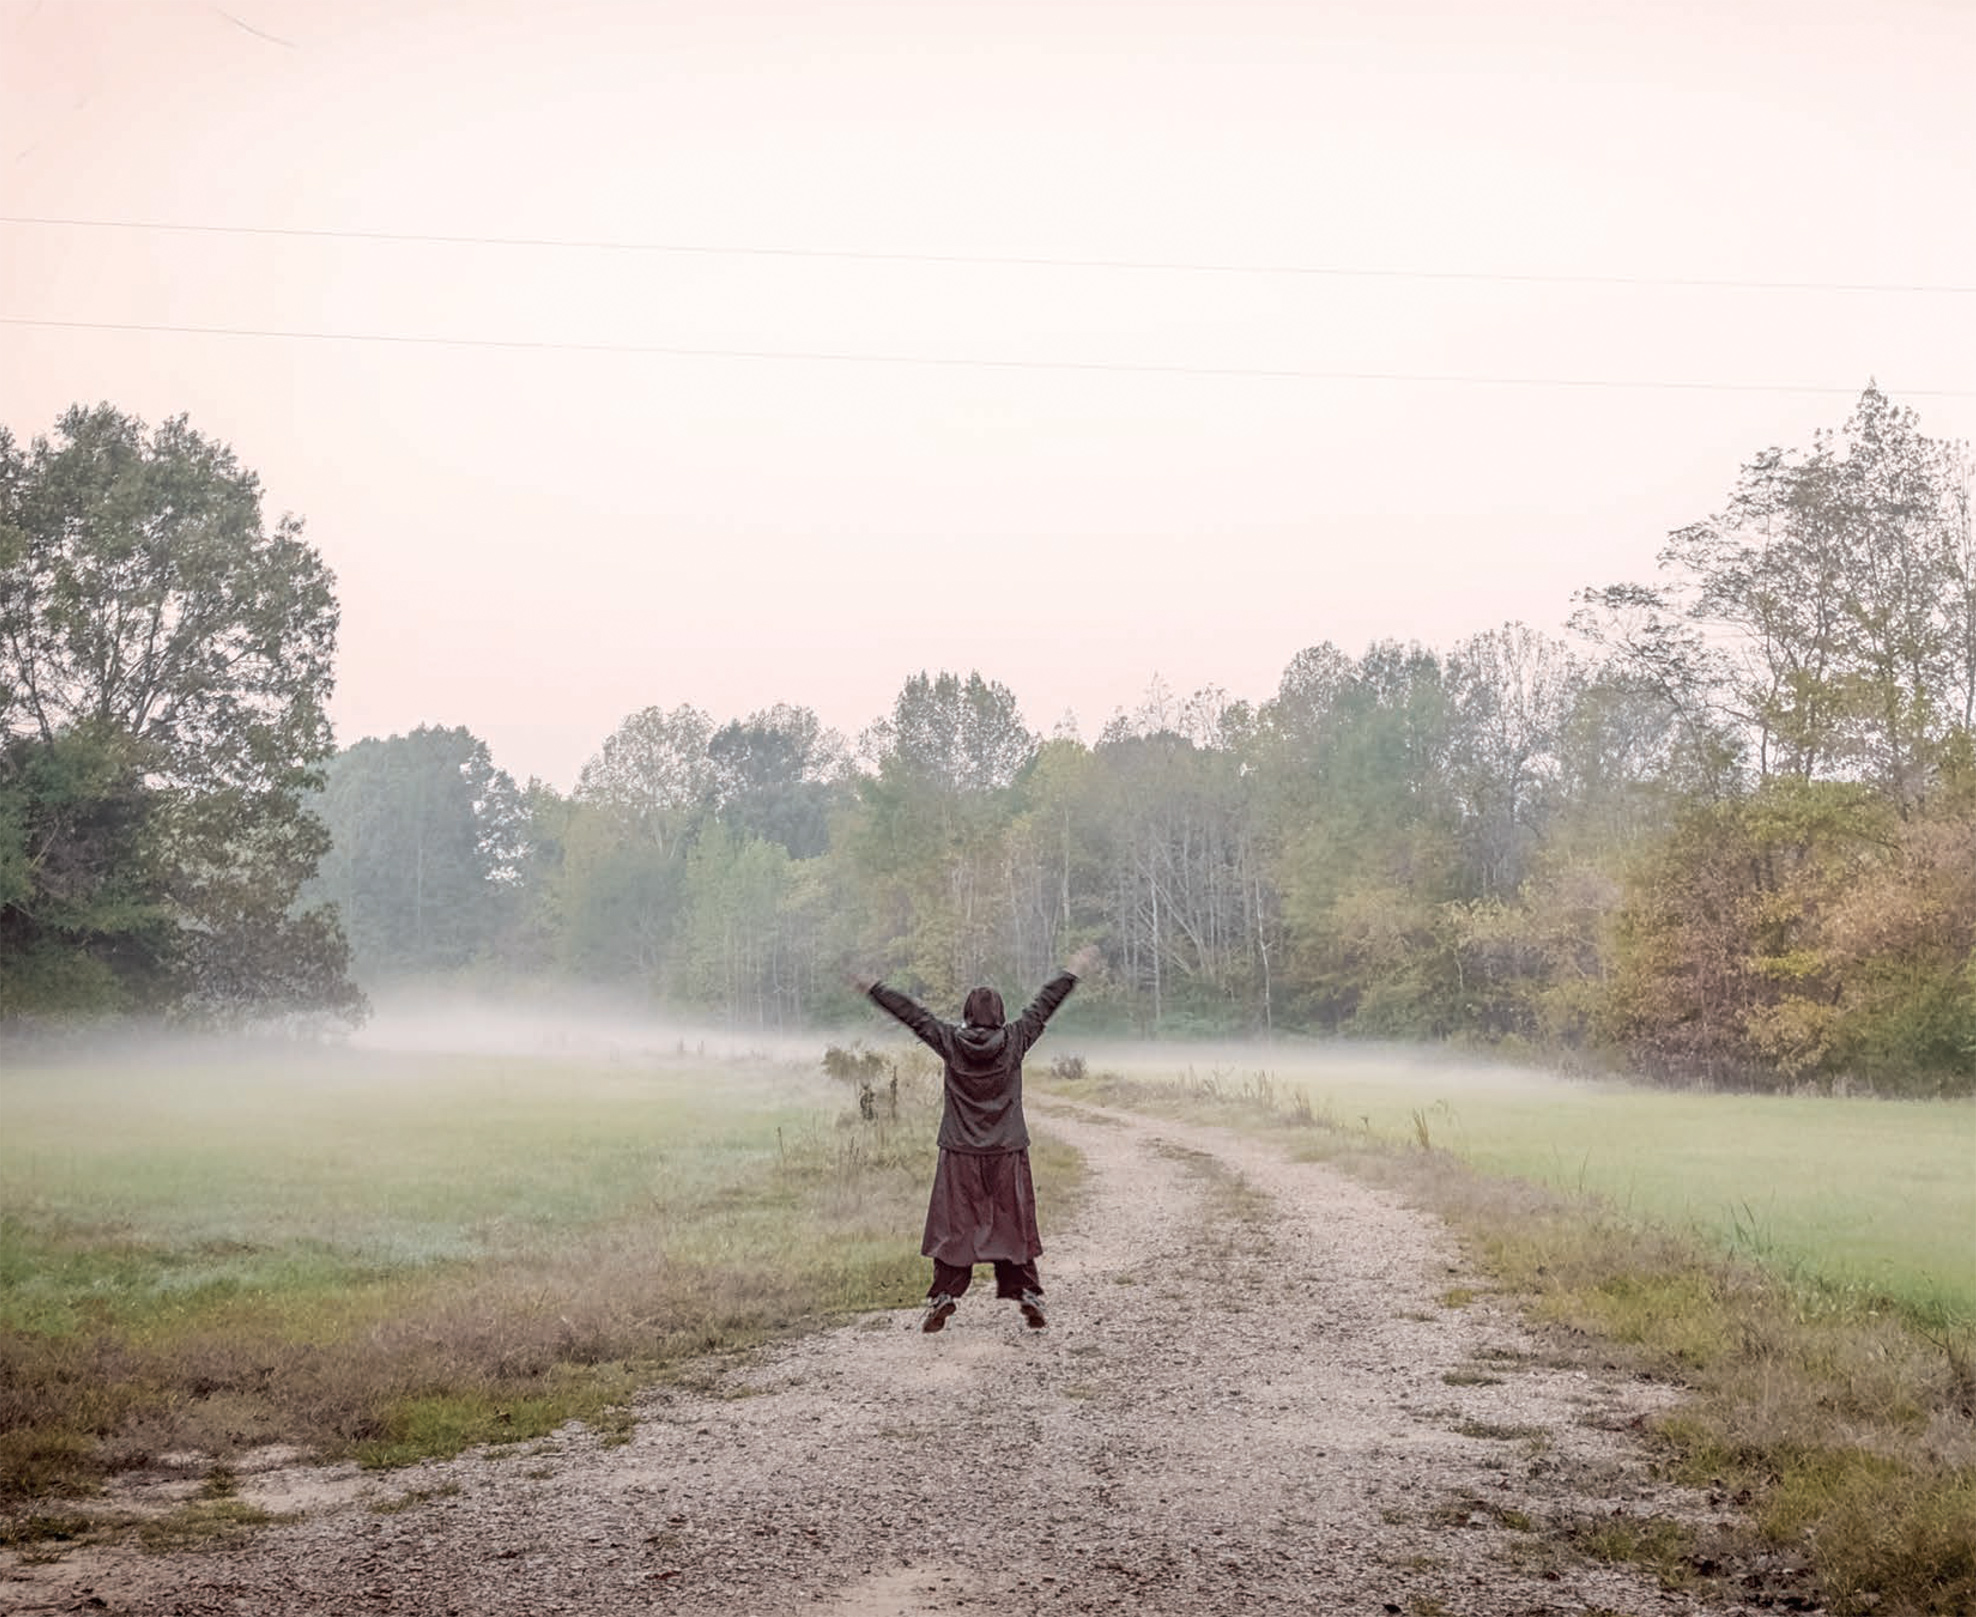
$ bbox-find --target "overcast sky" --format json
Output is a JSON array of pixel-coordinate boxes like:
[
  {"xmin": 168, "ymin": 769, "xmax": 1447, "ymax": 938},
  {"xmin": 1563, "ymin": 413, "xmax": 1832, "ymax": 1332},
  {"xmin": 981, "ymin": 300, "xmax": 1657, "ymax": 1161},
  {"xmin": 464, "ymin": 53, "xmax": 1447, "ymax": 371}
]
[{"xmin": 4, "ymin": 0, "xmax": 1972, "ymax": 788}]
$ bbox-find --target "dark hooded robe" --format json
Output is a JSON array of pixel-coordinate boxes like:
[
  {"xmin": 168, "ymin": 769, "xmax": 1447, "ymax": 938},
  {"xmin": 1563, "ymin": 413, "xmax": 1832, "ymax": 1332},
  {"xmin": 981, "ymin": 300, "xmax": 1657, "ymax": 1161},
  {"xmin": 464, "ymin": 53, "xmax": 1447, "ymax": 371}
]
[{"xmin": 866, "ymin": 971, "xmax": 1079, "ymax": 1269}]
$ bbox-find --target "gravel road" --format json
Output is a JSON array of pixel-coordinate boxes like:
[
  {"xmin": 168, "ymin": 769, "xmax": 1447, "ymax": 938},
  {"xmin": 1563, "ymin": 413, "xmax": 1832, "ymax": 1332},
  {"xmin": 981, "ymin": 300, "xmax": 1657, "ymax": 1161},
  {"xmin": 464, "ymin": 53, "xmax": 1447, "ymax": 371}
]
[{"xmin": 5, "ymin": 1101, "xmax": 1757, "ymax": 1617}]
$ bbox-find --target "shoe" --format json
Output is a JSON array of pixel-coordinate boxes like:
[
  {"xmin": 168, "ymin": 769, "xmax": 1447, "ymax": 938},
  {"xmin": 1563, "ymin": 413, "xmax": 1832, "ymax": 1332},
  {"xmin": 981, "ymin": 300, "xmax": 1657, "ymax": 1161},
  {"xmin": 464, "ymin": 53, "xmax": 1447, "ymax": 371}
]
[
  {"xmin": 1018, "ymin": 1291, "xmax": 1047, "ymax": 1330},
  {"xmin": 922, "ymin": 1295, "xmax": 958, "ymax": 1333}
]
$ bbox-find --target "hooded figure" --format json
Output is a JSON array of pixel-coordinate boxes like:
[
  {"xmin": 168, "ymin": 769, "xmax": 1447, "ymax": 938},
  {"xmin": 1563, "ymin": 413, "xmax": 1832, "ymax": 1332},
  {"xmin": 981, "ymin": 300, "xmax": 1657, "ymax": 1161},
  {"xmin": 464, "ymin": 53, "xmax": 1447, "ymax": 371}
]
[{"xmin": 859, "ymin": 952, "xmax": 1094, "ymax": 1332}]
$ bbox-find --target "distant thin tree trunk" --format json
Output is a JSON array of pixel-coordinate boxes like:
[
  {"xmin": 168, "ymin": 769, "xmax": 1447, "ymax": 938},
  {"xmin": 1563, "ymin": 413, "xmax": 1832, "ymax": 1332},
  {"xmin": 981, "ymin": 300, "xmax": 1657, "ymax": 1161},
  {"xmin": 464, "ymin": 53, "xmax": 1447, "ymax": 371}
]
[{"xmin": 1256, "ymin": 873, "xmax": 1272, "ymax": 1038}]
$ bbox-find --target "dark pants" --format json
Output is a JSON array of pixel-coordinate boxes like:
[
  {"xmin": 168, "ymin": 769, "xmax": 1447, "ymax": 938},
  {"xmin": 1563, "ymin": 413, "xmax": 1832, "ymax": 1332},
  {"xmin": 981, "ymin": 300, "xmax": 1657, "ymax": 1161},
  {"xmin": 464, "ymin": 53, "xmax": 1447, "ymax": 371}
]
[{"xmin": 930, "ymin": 1259, "xmax": 1041, "ymax": 1301}]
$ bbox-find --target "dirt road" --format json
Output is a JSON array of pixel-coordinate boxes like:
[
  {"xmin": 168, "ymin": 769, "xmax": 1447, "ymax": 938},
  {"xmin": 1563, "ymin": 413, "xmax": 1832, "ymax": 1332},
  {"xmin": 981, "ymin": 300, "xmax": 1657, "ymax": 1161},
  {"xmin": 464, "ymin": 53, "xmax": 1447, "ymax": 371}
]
[{"xmin": 6, "ymin": 1102, "xmax": 1747, "ymax": 1617}]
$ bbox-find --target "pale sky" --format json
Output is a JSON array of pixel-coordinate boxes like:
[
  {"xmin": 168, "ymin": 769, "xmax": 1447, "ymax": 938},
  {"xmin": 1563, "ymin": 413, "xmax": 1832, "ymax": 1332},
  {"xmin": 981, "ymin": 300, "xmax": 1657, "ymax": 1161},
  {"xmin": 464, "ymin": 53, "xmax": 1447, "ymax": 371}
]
[{"xmin": 4, "ymin": 0, "xmax": 1972, "ymax": 788}]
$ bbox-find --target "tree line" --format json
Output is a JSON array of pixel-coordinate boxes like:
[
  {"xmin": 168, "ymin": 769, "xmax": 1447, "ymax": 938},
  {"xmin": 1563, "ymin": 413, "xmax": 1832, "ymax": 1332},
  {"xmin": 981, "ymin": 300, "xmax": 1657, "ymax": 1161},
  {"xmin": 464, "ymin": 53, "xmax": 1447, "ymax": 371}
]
[{"xmin": 4, "ymin": 390, "xmax": 1971, "ymax": 1091}]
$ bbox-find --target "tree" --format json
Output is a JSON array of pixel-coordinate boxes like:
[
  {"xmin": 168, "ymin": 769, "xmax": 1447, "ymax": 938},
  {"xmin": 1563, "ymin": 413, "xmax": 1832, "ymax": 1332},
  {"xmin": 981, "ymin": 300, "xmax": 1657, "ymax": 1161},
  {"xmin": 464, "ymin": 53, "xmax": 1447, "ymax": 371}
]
[
  {"xmin": 1267, "ymin": 641, "xmax": 1356, "ymax": 758},
  {"xmin": 674, "ymin": 823, "xmax": 804, "ymax": 1024},
  {"xmin": 1598, "ymin": 780, "xmax": 1936, "ymax": 1087},
  {"xmin": 706, "ymin": 703, "xmax": 846, "ymax": 858},
  {"xmin": 1000, "ymin": 738, "xmax": 1101, "ymax": 991},
  {"xmin": 1548, "ymin": 665, "xmax": 1721, "ymax": 847},
  {"xmin": 1077, "ymin": 681, "xmax": 1266, "ymax": 1030},
  {"xmin": 868, "ymin": 670, "xmax": 1035, "ymax": 794},
  {"xmin": 1445, "ymin": 623, "xmax": 1577, "ymax": 895},
  {"xmin": 1260, "ymin": 641, "xmax": 1462, "ymax": 1033},
  {"xmin": 310, "ymin": 725, "xmax": 524, "ymax": 980},
  {"xmin": 1948, "ymin": 451, "xmax": 1976, "ymax": 737},
  {"xmin": 838, "ymin": 672, "xmax": 1037, "ymax": 998},
  {"xmin": 0, "ymin": 405, "xmax": 359, "ymax": 1023},
  {"xmin": 1577, "ymin": 385, "xmax": 1971, "ymax": 808},
  {"xmin": 553, "ymin": 703, "xmax": 722, "ymax": 988},
  {"xmin": 575, "ymin": 703, "xmax": 715, "ymax": 853},
  {"xmin": 0, "ymin": 724, "xmax": 174, "ymax": 1016}
]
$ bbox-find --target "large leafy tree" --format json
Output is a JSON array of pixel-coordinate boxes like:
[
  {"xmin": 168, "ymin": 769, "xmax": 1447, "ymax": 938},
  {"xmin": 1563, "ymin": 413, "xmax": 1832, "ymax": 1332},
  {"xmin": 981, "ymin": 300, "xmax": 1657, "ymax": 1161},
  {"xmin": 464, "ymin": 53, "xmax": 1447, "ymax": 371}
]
[
  {"xmin": 576, "ymin": 703, "xmax": 715, "ymax": 854},
  {"xmin": 1445, "ymin": 623, "xmax": 1578, "ymax": 896},
  {"xmin": 848, "ymin": 671, "xmax": 1036, "ymax": 998},
  {"xmin": 0, "ymin": 405, "xmax": 359, "ymax": 1023},
  {"xmin": 673, "ymin": 822, "xmax": 810, "ymax": 1024},
  {"xmin": 1577, "ymin": 385, "xmax": 1972, "ymax": 808},
  {"xmin": 310, "ymin": 725, "xmax": 524, "ymax": 981},
  {"xmin": 867, "ymin": 670, "xmax": 1035, "ymax": 794},
  {"xmin": 1597, "ymin": 780, "xmax": 1976, "ymax": 1086},
  {"xmin": 1258, "ymin": 640, "xmax": 1462, "ymax": 1033},
  {"xmin": 706, "ymin": 703, "xmax": 846, "ymax": 858},
  {"xmin": 553, "ymin": 703, "xmax": 717, "ymax": 985}
]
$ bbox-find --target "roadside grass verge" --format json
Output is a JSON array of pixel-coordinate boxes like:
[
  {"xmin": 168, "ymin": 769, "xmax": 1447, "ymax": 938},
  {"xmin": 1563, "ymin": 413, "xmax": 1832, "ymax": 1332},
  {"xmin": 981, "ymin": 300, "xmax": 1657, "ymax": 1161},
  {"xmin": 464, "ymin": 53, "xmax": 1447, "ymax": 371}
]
[
  {"xmin": 1, "ymin": 1046, "xmax": 1084, "ymax": 1522},
  {"xmin": 1045, "ymin": 1064, "xmax": 1976, "ymax": 1617},
  {"xmin": 1051, "ymin": 1057, "xmax": 1975, "ymax": 1325}
]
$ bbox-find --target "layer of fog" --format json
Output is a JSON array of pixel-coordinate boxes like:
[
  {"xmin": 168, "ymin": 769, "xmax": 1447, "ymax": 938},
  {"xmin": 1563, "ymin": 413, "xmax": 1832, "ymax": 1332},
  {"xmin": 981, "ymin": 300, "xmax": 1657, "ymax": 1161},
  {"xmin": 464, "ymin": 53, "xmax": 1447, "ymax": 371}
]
[
  {"xmin": 351, "ymin": 989, "xmax": 1595, "ymax": 1100},
  {"xmin": 351, "ymin": 989, "xmax": 833, "ymax": 1067},
  {"xmin": 0, "ymin": 988, "xmax": 1607, "ymax": 1105}
]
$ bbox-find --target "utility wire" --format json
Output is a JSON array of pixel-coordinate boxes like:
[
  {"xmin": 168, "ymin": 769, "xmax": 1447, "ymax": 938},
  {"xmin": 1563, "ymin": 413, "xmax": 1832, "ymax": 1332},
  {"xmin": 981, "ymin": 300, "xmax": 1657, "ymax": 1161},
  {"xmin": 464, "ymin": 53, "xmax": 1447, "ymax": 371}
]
[
  {"xmin": 3, "ymin": 214, "xmax": 1971, "ymax": 297},
  {"xmin": 7, "ymin": 314, "xmax": 1971, "ymax": 398}
]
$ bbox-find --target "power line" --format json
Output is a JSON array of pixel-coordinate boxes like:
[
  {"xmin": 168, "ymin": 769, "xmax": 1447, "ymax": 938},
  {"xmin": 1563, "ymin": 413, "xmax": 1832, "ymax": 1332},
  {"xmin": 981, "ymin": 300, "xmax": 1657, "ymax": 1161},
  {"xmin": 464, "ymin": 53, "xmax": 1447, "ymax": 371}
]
[
  {"xmin": 3, "ymin": 214, "xmax": 1971, "ymax": 297},
  {"xmin": 7, "ymin": 313, "xmax": 1970, "ymax": 398}
]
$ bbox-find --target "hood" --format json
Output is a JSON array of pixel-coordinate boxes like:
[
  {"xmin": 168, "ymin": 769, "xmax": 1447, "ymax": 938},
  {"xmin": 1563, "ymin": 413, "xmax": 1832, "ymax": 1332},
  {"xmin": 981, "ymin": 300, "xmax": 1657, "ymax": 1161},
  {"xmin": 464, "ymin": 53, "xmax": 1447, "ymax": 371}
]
[{"xmin": 951, "ymin": 1021, "xmax": 1011, "ymax": 1069}]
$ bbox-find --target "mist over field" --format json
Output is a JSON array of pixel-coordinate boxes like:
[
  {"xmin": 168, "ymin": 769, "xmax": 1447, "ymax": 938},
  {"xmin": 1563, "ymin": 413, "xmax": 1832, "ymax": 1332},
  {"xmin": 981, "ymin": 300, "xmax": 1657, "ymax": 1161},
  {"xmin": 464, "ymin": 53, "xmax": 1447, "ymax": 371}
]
[
  {"xmin": 26, "ymin": 984, "xmax": 1964, "ymax": 1331},
  {"xmin": 347, "ymin": 992, "xmax": 831, "ymax": 1067},
  {"xmin": 346, "ymin": 991, "xmax": 1586, "ymax": 1085}
]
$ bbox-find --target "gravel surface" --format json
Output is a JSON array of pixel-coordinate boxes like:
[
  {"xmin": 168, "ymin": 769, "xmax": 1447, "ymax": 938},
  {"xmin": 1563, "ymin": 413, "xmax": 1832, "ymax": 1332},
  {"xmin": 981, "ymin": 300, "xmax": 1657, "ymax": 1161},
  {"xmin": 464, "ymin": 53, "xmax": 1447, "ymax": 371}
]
[{"xmin": 5, "ymin": 1101, "xmax": 1761, "ymax": 1616}]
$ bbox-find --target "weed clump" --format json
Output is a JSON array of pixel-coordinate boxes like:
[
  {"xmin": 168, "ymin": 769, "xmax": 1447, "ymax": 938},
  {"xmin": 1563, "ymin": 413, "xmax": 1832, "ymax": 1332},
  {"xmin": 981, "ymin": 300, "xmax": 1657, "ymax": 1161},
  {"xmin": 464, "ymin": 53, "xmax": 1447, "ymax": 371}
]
[{"xmin": 820, "ymin": 1044, "xmax": 888, "ymax": 1084}]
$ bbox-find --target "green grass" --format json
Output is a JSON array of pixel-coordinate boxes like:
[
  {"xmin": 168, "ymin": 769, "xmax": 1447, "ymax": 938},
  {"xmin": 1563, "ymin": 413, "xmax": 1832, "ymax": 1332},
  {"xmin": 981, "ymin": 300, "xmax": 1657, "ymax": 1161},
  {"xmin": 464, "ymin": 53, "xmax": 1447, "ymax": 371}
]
[
  {"xmin": 1076, "ymin": 1053, "xmax": 1976, "ymax": 1327},
  {"xmin": 134, "ymin": 1498, "xmax": 295, "ymax": 1553},
  {"xmin": 4, "ymin": 1050, "xmax": 826, "ymax": 1280},
  {"xmin": 0, "ymin": 1043, "xmax": 1083, "ymax": 1507}
]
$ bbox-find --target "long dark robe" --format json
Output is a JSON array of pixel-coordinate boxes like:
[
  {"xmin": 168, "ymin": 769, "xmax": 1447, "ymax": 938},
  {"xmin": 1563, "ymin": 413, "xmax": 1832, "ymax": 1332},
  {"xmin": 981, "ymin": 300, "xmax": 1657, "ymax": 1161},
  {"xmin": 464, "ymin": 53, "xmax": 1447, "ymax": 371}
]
[
  {"xmin": 866, "ymin": 973, "xmax": 1079, "ymax": 1266},
  {"xmin": 922, "ymin": 1147, "xmax": 1043, "ymax": 1264}
]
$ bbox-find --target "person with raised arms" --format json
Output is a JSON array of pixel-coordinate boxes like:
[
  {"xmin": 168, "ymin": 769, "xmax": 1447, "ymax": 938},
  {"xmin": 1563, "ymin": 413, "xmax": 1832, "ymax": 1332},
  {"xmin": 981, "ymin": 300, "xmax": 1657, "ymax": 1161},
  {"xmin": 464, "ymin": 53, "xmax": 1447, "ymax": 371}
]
[{"xmin": 850, "ymin": 945, "xmax": 1100, "ymax": 1333}]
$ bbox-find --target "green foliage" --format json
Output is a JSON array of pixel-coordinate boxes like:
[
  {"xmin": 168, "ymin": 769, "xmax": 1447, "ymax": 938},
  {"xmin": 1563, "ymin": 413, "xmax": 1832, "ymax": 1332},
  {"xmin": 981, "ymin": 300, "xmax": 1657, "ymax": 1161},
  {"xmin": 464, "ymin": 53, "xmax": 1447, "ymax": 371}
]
[
  {"xmin": 573, "ymin": 702, "xmax": 714, "ymax": 855},
  {"xmin": 0, "ymin": 725, "xmax": 175, "ymax": 1017},
  {"xmin": 1582, "ymin": 384, "xmax": 1972, "ymax": 805},
  {"xmin": 551, "ymin": 797, "xmax": 684, "ymax": 984},
  {"xmin": 489, "ymin": 702, "xmax": 853, "ymax": 1009},
  {"xmin": 308, "ymin": 725, "xmax": 524, "ymax": 982},
  {"xmin": 1604, "ymin": 780, "xmax": 1974, "ymax": 1090},
  {"xmin": 871, "ymin": 669, "xmax": 1035, "ymax": 794},
  {"xmin": 706, "ymin": 703, "xmax": 847, "ymax": 859},
  {"xmin": 0, "ymin": 405, "xmax": 360, "ymax": 1026},
  {"xmin": 672, "ymin": 822, "xmax": 808, "ymax": 1023},
  {"xmin": 400, "ymin": 536, "xmax": 1971, "ymax": 1090}
]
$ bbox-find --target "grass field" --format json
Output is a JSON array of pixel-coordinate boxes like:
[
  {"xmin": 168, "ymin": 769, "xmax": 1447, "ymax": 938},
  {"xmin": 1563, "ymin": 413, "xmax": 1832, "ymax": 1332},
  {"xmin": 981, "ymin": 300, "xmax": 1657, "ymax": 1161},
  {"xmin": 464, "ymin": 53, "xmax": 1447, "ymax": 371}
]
[
  {"xmin": 0, "ymin": 1041, "xmax": 1078, "ymax": 1505},
  {"xmin": 1081, "ymin": 1049, "xmax": 1976, "ymax": 1328}
]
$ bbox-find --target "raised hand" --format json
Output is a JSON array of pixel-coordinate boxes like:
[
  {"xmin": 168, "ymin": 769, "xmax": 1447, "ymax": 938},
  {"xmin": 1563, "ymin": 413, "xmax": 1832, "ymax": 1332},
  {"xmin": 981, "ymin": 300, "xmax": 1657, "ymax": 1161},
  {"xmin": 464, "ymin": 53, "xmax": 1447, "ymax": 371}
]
[{"xmin": 1065, "ymin": 944, "xmax": 1102, "ymax": 979}]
